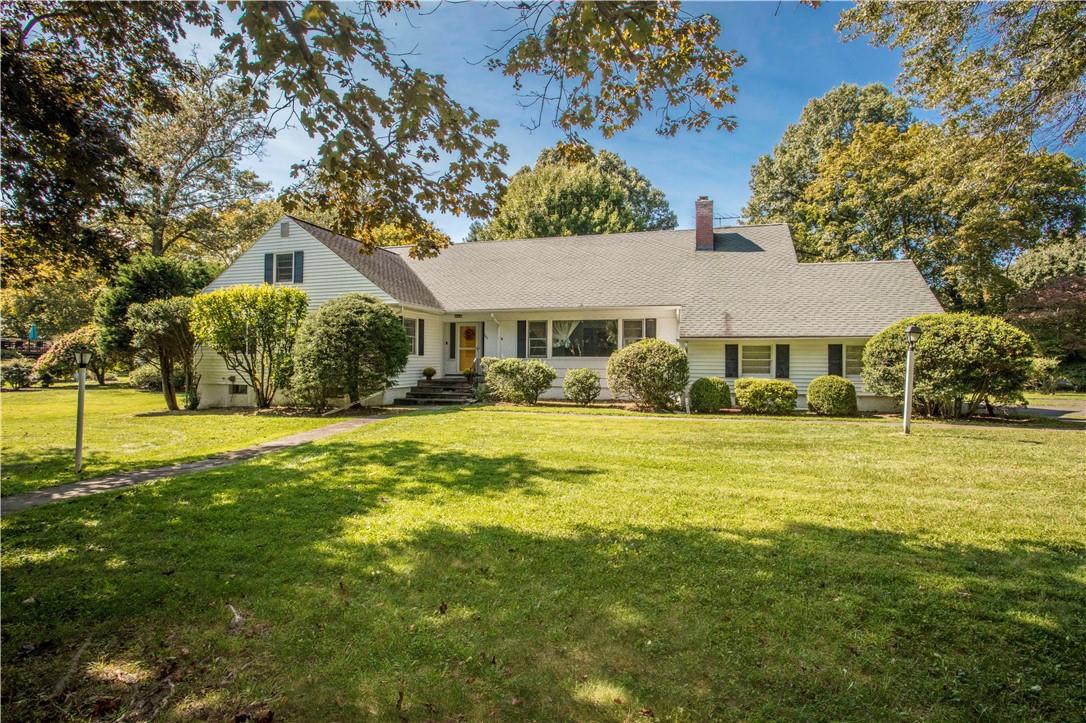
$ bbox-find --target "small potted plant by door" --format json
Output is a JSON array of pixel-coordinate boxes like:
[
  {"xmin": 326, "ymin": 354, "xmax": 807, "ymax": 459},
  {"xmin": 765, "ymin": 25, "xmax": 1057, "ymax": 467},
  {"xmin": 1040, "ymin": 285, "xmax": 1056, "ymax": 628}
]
[{"xmin": 422, "ymin": 367, "xmax": 436, "ymax": 380}]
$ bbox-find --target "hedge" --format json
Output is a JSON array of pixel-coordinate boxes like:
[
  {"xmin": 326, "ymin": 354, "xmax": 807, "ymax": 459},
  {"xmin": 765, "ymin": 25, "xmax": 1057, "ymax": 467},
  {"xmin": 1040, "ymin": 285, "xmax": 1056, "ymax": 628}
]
[
  {"xmin": 806, "ymin": 375, "xmax": 857, "ymax": 416},
  {"xmin": 689, "ymin": 376, "xmax": 729, "ymax": 413},
  {"xmin": 733, "ymin": 378, "xmax": 798, "ymax": 414},
  {"xmin": 606, "ymin": 339, "xmax": 688, "ymax": 410},
  {"xmin": 482, "ymin": 357, "xmax": 557, "ymax": 405},
  {"xmin": 563, "ymin": 368, "xmax": 601, "ymax": 406}
]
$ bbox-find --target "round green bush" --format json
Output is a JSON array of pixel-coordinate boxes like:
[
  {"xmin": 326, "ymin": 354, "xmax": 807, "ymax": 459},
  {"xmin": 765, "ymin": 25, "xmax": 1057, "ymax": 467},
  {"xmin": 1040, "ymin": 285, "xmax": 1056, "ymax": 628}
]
[
  {"xmin": 482, "ymin": 357, "xmax": 557, "ymax": 405},
  {"xmin": 290, "ymin": 293, "xmax": 410, "ymax": 410},
  {"xmin": 2, "ymin": 357, "xmax": 34, "ymax": 389},
  {"xmin": 689, "ymin": 376, "xmax": 729, "ymax": 413},
  {"xmin": 606, "ymin": 339, "xmax": 688, "ymax": 410},
  {"xmin": 733, "ymin": 378, "xmax": 798, "ymax": 414},
  {"xmin": 806, "ymin": 375, "xmax": 858, "ymax": 415},
  {"xmin": 563, "ymin": 367, "xmax": 601, "ymax": 406},
  {"xmin": 863, "ymin": 312, "xmax": 1035, "ymax": 418}
]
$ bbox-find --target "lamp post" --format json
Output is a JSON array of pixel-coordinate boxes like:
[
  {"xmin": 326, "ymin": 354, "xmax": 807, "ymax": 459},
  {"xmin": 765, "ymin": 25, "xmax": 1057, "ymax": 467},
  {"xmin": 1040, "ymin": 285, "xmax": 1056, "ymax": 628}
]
[
  {"xmin": 74, "ymin": 350, "xmax": 91, "ymax": 473},
  {"xmin": 902, "ymin": 324, "xmax": 922, "ymax": 435}
]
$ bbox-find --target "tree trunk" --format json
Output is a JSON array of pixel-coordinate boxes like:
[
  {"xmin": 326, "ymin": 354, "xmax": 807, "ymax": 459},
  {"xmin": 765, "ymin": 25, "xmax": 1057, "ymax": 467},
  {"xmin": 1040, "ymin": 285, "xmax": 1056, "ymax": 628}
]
[
  {"xmin": 150, "ymin": 224, "xmax": 165, "ymax": 256},
  {"xmin": 92, "ymin": 365, "xmax": 107, "ymax": 385},
  {"xmin": 159, "ymin": 352, "xmax": 179, "ymax": 411}
]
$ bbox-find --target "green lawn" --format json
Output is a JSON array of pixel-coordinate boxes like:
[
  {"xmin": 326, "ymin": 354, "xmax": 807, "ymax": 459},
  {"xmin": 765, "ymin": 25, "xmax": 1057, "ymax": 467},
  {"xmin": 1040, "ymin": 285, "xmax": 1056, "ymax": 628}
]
[
  {"xmin": 0, "ymin": 385, "xmax": 331, "ymax": 496},
  {"xmin": 2, "ymin": 410, "xmax": 1084, "ymax": 720}
]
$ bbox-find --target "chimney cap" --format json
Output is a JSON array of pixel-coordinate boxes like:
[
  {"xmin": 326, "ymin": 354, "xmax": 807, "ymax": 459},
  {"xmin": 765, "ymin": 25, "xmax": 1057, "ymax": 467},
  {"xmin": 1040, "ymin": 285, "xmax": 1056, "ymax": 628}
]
[{"xmin": 697, "ymin": 195, "xmax": 710, "ymax": 201}]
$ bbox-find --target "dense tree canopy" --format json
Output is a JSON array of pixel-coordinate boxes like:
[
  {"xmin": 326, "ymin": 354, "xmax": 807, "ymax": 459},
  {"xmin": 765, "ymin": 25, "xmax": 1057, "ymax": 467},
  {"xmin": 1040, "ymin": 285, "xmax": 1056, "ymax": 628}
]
[
  {"xmin": 127, "ymin": 297, "xmax": 201, "ymax": 410},
  {"xmin": 796, "ymin": 123, "xmax": 1085, "ymax": 311},
  {"xmin": 3, "ymin": 0, "xmax": 745, "ymax": 278},
  {"xmin": 468, "ymin": 144, "xmax": 677, "ymax": 241},
  {"xmin": 839, "ymin": 1, "xmax": 1086, "ymax": 146},
  {"xmin": 1007, "ymin": 239, "xmax": 1086, "ymax": 292},
  {"xmin": 1007, "ymin": 276, "xmax": 1086, "ymax": 362},
  {"xmin": 0, "ymin": 267, "xmax": 102, "ymax": 339},
  {"xmin": 743, "ymin": 83, "xmax": 912, "ymax": 225},
  {"xmin": 0, "ymin": 1, "xmax": 216, "ymax": 274}
]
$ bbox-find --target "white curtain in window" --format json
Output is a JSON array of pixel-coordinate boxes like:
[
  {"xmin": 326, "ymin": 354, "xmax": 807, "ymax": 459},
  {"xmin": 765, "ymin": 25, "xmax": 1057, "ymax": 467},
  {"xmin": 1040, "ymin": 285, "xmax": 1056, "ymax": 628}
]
[{"xmin": 551, "ymin": 320, "xmax": 580, "ymax": 349}]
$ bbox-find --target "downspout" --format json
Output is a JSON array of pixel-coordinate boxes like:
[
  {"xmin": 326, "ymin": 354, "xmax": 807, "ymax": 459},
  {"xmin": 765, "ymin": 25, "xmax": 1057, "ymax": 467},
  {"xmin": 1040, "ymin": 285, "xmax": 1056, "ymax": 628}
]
[
  {"xmin": 678, "ymin": 307, "xmax": 691, "ymax": 414},
  {"xmin": 489, "ymin": 313, "xmax": 502, "ymax": 360}
]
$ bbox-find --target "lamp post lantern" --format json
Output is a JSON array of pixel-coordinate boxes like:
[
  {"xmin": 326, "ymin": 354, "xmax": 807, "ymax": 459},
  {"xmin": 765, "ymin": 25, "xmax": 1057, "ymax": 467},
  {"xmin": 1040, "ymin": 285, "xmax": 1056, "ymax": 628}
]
[
  {"xmin": 902, "ymin": 324, "xmax": 922, "ymax": 435},
  {"xmin": 74, "ymin": 350, "xmax": 92, "ymax": 473}
]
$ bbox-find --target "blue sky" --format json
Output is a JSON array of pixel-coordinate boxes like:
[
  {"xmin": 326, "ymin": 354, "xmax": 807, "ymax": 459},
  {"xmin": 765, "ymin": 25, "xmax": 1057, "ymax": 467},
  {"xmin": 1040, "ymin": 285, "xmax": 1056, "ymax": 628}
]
[{"xmin": 183, "ymin": 2, "xmax": 1079, "ymax": 242}]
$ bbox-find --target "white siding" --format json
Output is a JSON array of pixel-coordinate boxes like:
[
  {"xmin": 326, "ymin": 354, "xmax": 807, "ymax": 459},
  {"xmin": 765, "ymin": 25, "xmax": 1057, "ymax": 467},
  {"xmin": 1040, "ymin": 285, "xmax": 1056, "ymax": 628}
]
[
  {"xmin": 686, "ymin": 337, "xmax": 893, "ymax": 410},
  {"xmin": 449, "ymin": 308, "xmax": 681, "ymax": 399},
  {"xmin": 379, "ymin": 311, "xmax": 445, "ymax": 404},
  {"xmin": 198, "ymin": 217, "xmax": 414, "ymax": 407}
]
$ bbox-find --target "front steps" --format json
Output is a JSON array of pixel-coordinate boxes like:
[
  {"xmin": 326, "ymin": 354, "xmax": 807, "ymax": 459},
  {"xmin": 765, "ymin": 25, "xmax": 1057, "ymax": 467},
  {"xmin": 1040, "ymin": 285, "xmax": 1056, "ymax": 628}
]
[{"xmin": 394, "ymin": 376, "xmax": 476, "ymax": 406}]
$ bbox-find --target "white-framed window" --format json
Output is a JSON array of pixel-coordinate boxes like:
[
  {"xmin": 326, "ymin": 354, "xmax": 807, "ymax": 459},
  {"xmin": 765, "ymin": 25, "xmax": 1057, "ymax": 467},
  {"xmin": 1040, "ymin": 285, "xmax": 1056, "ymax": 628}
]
[
  {"xmin": 741, "ymin": 345, "xmax": 772, "ymax": 375},
  {"xmin": 229, "ymin": 383, "xmax": 248, "ymax": 395},
  {"xmin": 527, "ymin": 321, "xmax": 548, "ymax": 357},
  {"xmin": 274, "ymin": 252, "xmax": 294, "ymax": 283},
  {"xmin": 402, "ymin": 318, "xmax": 418, "ymax": 355},
  {"xmin": 845, "ymin": 344, "xmax": 864, "ymax": 376},
  {"xmin": 622, "ymin": 318, "xmax": 659, "ymax": 347},
  {"xmin": 551, "ymin": 320, "xmax": 618, "ymax": 357}
]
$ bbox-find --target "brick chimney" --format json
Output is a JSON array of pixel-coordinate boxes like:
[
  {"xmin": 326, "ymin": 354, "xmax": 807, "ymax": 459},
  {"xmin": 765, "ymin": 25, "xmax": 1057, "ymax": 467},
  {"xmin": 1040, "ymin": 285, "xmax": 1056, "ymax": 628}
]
[{"xmin": 695, "ymin": 196, "xmax": 714, "ymax": 251}]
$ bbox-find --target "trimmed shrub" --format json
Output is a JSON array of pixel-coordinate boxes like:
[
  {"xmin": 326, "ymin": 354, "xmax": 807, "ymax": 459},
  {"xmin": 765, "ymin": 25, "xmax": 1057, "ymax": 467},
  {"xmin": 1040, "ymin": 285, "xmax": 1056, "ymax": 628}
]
[
  {"xmin": 482, "ymin": 357, "xmax": 556, "ymax": 405},
  {"xmin": 606, "ymin": 339, "xmax": 689, "ymax": 410},
  {"xmin": 734, "ymin": 378, "xmax": 798, "ymax": 414},
  {"xmin": 689, "ymin": 376, "xmax": 729, "ymax": 413},
  {"xmin": 1025, "ymin": 357, "xmax": 1063, "ymax": 393},
  {"xmin": 191, "ymin": 285, "xmax": 308, "ymax": 408},
  {"xmin": 290, "ymin": 294, "xmax": 410, "ymax": 411},
  {"xmin": 863, "ymin": 312, "xmax": 1035, "ymax": 418},
  {"xmin": 806, "ymin": 375, "xmax": 858, "ymax": 415},
  {"xmin": 2, "ymin": 357, "xmax": 34, "ymax": 389},
  {"xmin": 563, "ymin": 368, "xmax": 601, "ymax": 406}
]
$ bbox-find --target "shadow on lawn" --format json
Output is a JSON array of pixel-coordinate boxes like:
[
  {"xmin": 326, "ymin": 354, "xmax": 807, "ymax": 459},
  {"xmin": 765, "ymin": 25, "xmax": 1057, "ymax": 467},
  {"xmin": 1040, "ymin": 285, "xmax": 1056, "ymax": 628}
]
[{"xmin": 1, "ymin": 441, "xmax": 1082, "ymax": 720}]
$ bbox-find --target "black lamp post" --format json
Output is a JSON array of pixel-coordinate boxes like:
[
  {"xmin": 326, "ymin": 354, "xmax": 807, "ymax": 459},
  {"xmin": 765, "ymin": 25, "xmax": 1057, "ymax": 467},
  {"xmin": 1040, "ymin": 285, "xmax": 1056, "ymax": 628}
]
[{"xmin": 903, "ymin": 324, "xmax": 922, "ymax": 435}]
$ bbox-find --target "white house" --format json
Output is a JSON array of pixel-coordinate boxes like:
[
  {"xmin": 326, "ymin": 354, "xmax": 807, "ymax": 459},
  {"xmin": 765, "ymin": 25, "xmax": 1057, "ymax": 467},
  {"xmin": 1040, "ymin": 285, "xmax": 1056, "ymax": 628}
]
[{"xmin": 196, "ymin": 197, "xmax": 942, "ymax": 410}]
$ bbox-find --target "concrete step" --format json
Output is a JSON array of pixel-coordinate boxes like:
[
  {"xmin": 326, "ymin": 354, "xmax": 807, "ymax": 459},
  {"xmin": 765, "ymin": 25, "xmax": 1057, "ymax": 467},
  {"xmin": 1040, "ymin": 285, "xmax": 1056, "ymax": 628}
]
[{"xmin": 393, "ymin": 397, "xmax": 474, "ymax": 406}]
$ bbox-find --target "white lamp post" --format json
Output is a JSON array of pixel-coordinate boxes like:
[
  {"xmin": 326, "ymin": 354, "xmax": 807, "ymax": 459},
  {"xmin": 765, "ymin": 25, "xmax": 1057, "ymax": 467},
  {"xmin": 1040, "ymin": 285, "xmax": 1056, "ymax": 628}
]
[
  {"xmin": 902, "ymin": 324, "xmax": 922, "ymax": 435},
  {"xmin": 74, "ymin": 350, "xmax": 91, "ymax": 473}
]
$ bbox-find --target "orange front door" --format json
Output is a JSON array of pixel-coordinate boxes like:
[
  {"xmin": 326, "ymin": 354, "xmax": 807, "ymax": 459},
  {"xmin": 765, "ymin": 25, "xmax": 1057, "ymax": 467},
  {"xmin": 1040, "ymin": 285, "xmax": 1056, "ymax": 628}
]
[{"xmin": 458, "ymin": 324, "xmax": 477, "ymax": 373}]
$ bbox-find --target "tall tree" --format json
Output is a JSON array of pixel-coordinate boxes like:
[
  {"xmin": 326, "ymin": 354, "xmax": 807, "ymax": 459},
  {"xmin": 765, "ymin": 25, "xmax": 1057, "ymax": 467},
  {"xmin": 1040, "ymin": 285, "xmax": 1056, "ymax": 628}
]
[
  {"xmin": 468, "ymin": 144, "xmax": 677, "ymax": 241},
  {"xmin": 3, "ymin": 1, "xmax": 745, "ymax": 276},
  {"xmin": 742, "ymin": 83, "xmax": 912, "ymax": 225},
  {"xmin": 0, "ymin": 1, "xmax": 216, "ymax": 274},
  {"xmin": 120, "ymin": 61, "xmax": 273, "ymax": 257},
  {"xmin": 839, "ymin": 1, "xmax": 1086, "ymax": 146},
  {"xmin": 127, "ymin": 297, "xmax": 202, "ymax": 411},
  {"xmin": 796, "ymin": 123, "xmax": 1085, "ymax": 311}
]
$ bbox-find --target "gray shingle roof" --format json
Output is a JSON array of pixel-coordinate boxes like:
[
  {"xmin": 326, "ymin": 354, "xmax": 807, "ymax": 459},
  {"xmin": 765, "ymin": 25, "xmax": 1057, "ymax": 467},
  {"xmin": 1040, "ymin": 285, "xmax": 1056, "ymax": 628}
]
[
  {"xmin": 287, "ymin": 216, "xmax": 443, "ymax": 311},
  {"xmin": 387, "ymin": 224, "xmax": 943, "ymax": 337}
]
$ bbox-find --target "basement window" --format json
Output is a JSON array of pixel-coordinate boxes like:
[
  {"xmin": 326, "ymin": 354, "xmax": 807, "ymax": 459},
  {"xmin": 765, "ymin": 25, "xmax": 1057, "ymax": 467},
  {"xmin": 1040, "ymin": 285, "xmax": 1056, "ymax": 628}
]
[{"xmin": 229, "ymin": 383, "xmax": 248, "ymax": 395}]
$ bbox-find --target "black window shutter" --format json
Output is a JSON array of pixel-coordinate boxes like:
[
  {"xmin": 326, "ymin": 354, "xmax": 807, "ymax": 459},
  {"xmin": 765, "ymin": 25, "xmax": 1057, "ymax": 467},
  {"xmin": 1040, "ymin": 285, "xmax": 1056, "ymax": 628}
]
[
  {"xmin": 417, "ymin": 318, "xmax": 424, "ymax": 356},
  {"xmin": 449, "ymin": 323, "xmax": 456, "ymax": 359},
  {"xmin": 480, "ymin": 321, "xmax": 485, "ymax": 357},
  {"xmin": 293, "ymin": 250, "xmax": 304, "ymax": 283},
  {"xmin": 775, "ymin": 344, "xmax": 790, "ymax": 379},
  {"xmin": 264, "ymin": 253, "xmax": 274, "ymax": 283},
  {"xmin": 725, "ymin": 344, "xmax": 739, "ymax": 377},
  {"xmin": 516, "ymin": 320, "xmax": 526, "ymax": 358},
  {"xmin": 645, "ymin": 318, "xmax": 656, "ymax": 338},
  {"xmin": 828, "ymin": 344, "xmax": 843, "ymax": 376}
]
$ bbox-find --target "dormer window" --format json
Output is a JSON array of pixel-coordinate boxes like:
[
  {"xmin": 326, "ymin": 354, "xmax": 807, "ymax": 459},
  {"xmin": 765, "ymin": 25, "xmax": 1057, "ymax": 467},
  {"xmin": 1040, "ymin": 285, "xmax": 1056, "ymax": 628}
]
[{"xmin": 275, "ymin": 252, "xmax": 294, "ymax": 282}]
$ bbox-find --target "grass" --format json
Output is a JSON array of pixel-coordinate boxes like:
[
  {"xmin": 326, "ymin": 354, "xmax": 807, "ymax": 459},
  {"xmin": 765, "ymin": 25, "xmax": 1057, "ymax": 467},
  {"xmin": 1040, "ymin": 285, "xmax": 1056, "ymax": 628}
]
[
  {"xmin": 0, "ymin": 385, "xmax": 331, "ymax": 496},
  {"xmin": 2, "ymin": 409, "xmax": 1084, "ymax": 720}
]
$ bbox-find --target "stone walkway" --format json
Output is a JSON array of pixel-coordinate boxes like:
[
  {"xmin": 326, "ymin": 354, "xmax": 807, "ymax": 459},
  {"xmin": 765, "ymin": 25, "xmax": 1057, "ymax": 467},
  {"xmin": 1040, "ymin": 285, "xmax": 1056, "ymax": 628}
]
[{"xmin": 1, "ymin": 416, "xmax": 383, "ymax": 516}]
